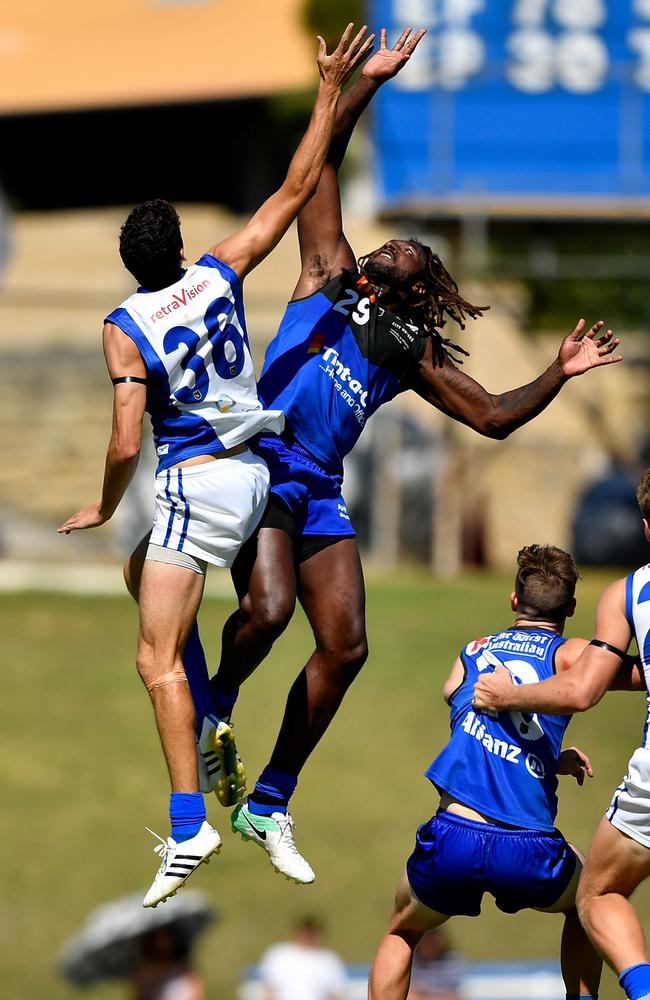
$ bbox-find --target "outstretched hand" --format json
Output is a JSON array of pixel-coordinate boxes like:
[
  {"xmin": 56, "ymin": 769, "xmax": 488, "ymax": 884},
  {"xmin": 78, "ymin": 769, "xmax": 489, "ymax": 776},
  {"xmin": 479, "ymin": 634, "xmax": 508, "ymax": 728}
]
[
  {"xmin": 58, "ymin": 502, "xmax": 106, "ymax": 534},
  {"xmin": 557, "ymin": 746, "xmax": 593, "ymax": 786},
  {"xmin": 361, "ymin": 26, "xmax": 427, "ymax": 83},
  {"xmin": 316, "ymin": 23, "xmax": 376, "ymax": 90},
  {"xmin": 558, "ymin": 319, "xmax": 622, "ymax": 378}
]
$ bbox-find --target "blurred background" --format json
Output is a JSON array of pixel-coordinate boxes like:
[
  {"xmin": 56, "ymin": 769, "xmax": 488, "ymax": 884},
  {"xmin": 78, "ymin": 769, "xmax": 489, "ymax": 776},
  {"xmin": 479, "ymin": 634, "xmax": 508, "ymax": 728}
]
[{"xmin": 1, "ymin": 1, "xmax": 649, "ymax": 998}]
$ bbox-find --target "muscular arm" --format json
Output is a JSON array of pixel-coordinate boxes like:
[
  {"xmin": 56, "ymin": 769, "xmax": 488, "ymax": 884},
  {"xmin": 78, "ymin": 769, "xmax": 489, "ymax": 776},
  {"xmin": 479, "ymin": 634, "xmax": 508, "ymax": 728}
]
[
  {"xmin": 410, "ymin": 318, "xmax": 622, "ymax": 439},
  {"xmin": 211, "ymin": 26, "xmax": 373, "ymax": 280},
  {"xmin": 58, "ymin": 324, "xmax": 146, "ymax": 532},
  {"xmin": 472, "ymin": 578, "xmax": 634, "ymax": 715},
  {"xmin": 293, "ymin": 28, "xmax": 426, "ymax": 299}
]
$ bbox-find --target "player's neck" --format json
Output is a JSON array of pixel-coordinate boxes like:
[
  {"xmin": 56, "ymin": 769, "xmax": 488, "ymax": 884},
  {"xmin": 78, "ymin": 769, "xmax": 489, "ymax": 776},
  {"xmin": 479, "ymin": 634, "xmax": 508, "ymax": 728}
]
[{"xmin": 512, "ymin": 616, "xmax": 564, "ymax": 635}]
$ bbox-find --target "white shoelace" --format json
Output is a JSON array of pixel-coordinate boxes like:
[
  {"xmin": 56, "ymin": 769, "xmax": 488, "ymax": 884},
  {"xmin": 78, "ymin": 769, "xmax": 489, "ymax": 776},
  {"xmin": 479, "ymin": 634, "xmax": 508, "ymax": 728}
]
[
  {"xmin": 276, "ymin": 814, "xmax": 301, "ymax": 855},
  {"xmin": 145, "ymin": 827, "xmax": 174, "ymax": 873}
]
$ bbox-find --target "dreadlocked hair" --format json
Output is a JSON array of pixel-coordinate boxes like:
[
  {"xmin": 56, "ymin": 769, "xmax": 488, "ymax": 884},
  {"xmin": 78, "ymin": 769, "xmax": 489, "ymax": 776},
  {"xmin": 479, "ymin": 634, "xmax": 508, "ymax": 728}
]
[{"xmin": 409, "ymin": 240, "xmax": 489, "ymax": 365}]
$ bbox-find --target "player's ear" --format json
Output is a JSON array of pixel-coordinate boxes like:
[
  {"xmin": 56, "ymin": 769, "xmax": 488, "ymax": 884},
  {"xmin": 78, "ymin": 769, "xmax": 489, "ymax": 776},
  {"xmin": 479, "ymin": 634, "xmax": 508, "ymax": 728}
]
[
  {"xmin": 510, "ymin": 591, "xmax": 517, "ymax": 612},
  {"xmin": 643, "ymin": 518, "xmax": 650, "ymax": 542},
  {"xmin": 180, "ymin": 246, "xmax": 186, "ymax": 262},
  {"xmin": 565, "ymin": 597, "xmax": 576, "ymax": 618}
]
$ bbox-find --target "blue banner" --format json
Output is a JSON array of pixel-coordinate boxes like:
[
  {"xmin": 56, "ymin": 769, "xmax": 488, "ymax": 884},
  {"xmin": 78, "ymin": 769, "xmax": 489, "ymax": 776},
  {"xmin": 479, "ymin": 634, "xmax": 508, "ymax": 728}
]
[{"xmin": 371, "ymin": 1, "xmax": 650, "ymax": 205}]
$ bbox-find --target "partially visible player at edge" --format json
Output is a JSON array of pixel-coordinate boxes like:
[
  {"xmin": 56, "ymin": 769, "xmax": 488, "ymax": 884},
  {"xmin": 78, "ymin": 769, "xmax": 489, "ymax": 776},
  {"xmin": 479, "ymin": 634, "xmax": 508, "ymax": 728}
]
[
  {"xmin": 57, "ymin": 24, "xmax": 374, "ymax": 909},
  {"xmin": 473, "ymin": 471, "xmax": 650, "ymax": 1000},
  {"xmin": 368, "ymin": 544, "xmax": 643, "ymax": 1000},
  {"xmin": 184, "ymin": 28, "xmax": 623, "ymax": 884}
]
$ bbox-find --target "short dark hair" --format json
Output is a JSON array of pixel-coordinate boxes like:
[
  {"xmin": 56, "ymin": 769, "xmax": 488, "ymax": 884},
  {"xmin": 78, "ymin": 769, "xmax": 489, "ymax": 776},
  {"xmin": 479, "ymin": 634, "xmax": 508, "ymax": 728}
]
[
  {"xmin": 637, "ymin": 469, "xmax": 650, "ymax": 521},
  {"xmin": 119, "ymin": 199, "xmax": 183, "ymax": 290},
  {"xmin": 514, "ymin": 544, "xmax": 579, "ymax": 621}
]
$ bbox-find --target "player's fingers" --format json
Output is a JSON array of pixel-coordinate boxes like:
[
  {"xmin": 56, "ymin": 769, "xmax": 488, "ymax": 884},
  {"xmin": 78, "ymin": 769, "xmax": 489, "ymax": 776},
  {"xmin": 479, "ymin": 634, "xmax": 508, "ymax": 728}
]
[
  {"xmin": 344, "ymin": 23, "xmax": 368, "ymax": 58},
  {"xmin": 316, "ymin": 35, "xmax": 327, "ymax": 59},
  {"xmin": 331, "ymin": 22, "xmax": 354, "ymax": 56},
  {"xmin": 379, "ymin": 27, "xmax": 387, "ymax": 49},
  {"xmin": 595, "ymin": 353, "xmax": 624, "ymax": 365},
  {"xmin": 569, "ymin": 318, "xmax": 586, "ymax": 340},
  {"xmin": 588, "ymin": 319, "xmax": 605, "ymax": 338},
  {"xmin": 405, "ymin": 27, "xmax": 427, "ymax": 53},
  {"xmin": 598, "ymin": 335, "xmax": 620, "ymax": 354},
  {"xmin": 348, "ymin": 34, "xmax": 375, "ymax": 70},
  {"xmin": 393, "ymin": 27, "xmax": 411, "ymax": 50}
]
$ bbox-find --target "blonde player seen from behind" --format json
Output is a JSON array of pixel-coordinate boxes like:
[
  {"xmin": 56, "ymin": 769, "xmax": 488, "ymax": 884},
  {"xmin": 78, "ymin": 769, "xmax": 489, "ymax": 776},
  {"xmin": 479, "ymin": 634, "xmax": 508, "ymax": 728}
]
[
  {"xmin": 474, "ymin": 471, "xmax": 650, "ymax": 1000},
  {"xmin": 58, "ymin": 24, "xmax": 374, "ymax": 909}
]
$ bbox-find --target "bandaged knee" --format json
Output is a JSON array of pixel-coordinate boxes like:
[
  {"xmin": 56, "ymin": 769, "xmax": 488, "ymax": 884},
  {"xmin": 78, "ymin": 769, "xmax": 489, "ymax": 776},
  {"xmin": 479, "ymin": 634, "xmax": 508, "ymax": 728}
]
[{"xmin": 145, "ymin": 669, "xmax": 189, "ymax": 694}]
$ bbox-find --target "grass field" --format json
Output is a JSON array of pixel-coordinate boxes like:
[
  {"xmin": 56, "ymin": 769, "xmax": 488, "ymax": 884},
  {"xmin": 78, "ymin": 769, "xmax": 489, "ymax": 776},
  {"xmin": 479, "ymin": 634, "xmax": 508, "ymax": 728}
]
[{"xmin": 3, "ymin": 569, "xmax": 648, "ymax": 1000}]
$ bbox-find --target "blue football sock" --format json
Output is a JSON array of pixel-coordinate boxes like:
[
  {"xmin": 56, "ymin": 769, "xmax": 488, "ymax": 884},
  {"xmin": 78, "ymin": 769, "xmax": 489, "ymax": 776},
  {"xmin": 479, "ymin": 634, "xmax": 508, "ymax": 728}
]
[
  {"xmin": 248, "ymin": 766, "xmax": 298, "ymax": 816},
  {"xmin": 566, "ymin": 994, "xmax": 599, "ymax": 999},
  {"xmin": 182, "ymin": 621, "xmax": 216, "ymax": 735},
  {"xmin": 169, "ymin": 792, "xmax": 206, "ymax": 842},
  {"xmin": 620, "ymin": 964, "xmax": 650, "ymax": 1000},
  {"xmin": 210, "ymin": 683, "xmax": 239, "ymax": 722}
]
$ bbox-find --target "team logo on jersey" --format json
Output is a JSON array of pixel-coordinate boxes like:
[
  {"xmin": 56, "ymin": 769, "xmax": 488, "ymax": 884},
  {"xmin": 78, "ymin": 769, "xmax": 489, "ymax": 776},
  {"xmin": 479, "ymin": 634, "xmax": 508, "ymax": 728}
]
[
  {"xmin": 217, "ymin": 395, "xmax": 234, "ymax": 412},
  {"xmin": 525, "ymin": 753, "xmax": 545, "ymax": 779},
  {"xmin": 156, "ymin": 444, "xmax": 169, "ymax": 455},
  {"xmin": 193, "ymin": 389, "xmax": 202, "ymax": 400}
]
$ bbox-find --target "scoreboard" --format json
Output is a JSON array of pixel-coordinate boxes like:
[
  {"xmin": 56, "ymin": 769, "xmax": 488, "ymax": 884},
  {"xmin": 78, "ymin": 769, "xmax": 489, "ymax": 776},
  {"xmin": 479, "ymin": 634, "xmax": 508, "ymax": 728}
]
[{"xmin": 370, "ymin": 0, "xmax": 650, "ymax": 211}]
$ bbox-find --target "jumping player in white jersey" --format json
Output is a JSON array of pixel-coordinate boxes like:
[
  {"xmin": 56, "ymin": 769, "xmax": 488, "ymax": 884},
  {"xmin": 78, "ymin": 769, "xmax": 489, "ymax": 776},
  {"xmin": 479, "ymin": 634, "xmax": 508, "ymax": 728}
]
[
  {"xmin": 57, "ymin": 24, "xmax": 374, "ymax": 908},
  {"xmin": 473, "ymin": 471, "xmax": 650, "ymax": 1000}
]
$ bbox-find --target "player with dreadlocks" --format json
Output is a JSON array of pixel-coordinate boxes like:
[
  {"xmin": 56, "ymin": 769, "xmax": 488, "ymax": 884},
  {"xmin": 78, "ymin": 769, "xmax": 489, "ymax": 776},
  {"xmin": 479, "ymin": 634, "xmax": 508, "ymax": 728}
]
[{"xmin": 177, "ymin": 28, "xmax": 622, "ymax": 884}]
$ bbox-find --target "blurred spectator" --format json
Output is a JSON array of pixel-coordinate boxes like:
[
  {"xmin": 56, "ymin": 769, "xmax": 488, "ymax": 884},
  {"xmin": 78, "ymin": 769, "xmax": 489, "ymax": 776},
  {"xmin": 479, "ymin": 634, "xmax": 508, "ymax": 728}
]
[
  {"xmin": 259, "ymin": 915, "xmax": 347, "ymax": 1000},
  {"xmin": 132, "ymin": 926, "xmax": 204, "ymax": 1000},
  {"xmin": 407, "ymin": 929, "xmax": 463, "ymax": 1000}
]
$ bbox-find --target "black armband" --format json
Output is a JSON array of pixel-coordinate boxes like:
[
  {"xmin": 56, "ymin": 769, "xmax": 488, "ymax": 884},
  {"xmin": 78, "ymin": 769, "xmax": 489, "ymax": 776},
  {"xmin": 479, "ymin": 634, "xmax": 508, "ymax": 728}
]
[
  {"xmin": 112, "ymin": 376, "xmax": 147, "ymax": 386},
  {"xmin": 589, "ymin": 639, "xmax": 629, "ymax": 661}
]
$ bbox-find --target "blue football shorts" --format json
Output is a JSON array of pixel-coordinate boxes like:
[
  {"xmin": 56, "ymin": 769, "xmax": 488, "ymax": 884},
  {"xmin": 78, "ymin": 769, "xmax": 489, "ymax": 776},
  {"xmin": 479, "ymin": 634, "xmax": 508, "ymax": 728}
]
[
  {"xmin": 251, "ymin": 433, "xmax": 356, "ymax": 550},
  {"xmin": 406, "ymin": 810, "xmax": 578, "ymax": 917}
]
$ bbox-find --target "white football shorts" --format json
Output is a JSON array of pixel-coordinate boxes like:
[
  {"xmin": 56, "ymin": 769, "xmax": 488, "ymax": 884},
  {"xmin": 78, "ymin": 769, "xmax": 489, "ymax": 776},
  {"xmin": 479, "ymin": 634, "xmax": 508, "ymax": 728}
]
[
  {"xmin": 147, "ymin": 449, "xmax": 270, "ymax": 570},
  {"xmin": 606, "ymin": 747, "xmax": 650, "ymax": 848}
]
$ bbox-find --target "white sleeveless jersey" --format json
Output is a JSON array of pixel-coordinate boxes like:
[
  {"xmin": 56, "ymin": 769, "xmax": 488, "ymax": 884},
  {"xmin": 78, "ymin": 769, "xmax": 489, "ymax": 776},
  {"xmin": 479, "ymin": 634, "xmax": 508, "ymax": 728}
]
[
  {"xmin": 626, "ymin": 562, "xmax": 650, "ymax": 748},
  {"xmin": 105, "ymin": 254, "xmax": 284, "ymax": 472}
]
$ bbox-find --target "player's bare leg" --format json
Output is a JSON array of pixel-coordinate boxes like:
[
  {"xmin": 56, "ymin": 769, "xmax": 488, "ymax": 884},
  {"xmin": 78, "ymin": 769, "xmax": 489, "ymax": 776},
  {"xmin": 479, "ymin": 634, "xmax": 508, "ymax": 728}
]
[
  {"xmin": 536, "ymin": 846, "xmax": 602, "ymax": 997},
  {"xmin": 577, "ymin": 818, "xmax": 650, "ymax": 974},
  {"xmin": 214, "ymin": 526, "xmax": 297, "ymax": 693},
  {"xmin": 369, "ymin": 871, "xmax": 448, "ymax": 1000},
  {"xmin": 268, "ymin": 537, "xmax": 367, "ymax": 774},
  {"xmin": 138, "ymin": 559, "xmax": 221, "ymax": 907},
  {"xmin": 137, "ymin": 558, "xmax": 206, "ymax": 790}
]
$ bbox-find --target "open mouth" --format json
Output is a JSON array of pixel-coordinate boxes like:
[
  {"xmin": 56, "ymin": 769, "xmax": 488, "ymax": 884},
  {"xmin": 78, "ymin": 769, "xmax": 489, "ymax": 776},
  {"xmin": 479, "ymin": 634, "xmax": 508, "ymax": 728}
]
[{"xmin": 378, "ymin": 247, "xmax": 393, "ymax": 261}]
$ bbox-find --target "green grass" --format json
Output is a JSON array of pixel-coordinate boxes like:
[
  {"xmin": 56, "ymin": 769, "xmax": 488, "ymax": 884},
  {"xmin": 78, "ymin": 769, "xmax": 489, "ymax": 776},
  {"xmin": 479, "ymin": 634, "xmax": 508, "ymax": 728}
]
[{"xmin": 3, "ymin": 570, "xmax": 648, "ymax": 999}]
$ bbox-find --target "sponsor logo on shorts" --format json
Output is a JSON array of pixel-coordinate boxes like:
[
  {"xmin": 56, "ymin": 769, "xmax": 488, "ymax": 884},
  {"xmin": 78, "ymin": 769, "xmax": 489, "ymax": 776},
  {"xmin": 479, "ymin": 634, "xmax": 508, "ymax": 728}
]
[
  {"xmin": 157, "ymin": 443, "xmax": 170, "ymax": 455},
  {"xmin": 337, "ymin": 502, "xmax": 350, "ymax": 521}
]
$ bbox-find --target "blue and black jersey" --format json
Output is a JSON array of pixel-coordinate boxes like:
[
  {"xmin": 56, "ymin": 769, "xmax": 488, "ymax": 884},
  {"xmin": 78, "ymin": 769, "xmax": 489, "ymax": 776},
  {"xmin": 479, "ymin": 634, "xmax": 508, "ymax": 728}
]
[
  {"xmin": 427, "ymin": 629, "xmax": 572, "ymax": 832},
  {"xmin": 257, "ymin": 269, "xmax": 428, "ymax": 475}
]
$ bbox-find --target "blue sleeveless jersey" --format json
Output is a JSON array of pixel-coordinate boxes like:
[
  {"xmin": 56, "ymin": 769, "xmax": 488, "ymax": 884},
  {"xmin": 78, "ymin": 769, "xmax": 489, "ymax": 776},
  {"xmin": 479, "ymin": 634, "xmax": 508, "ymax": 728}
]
[
  {"xmin": 427, "ymin": 628, "xmax": 571, "ymax": 831},
  {"xmin": 257, "ymin": 269, "xmax": 428, "ymax": 474}
]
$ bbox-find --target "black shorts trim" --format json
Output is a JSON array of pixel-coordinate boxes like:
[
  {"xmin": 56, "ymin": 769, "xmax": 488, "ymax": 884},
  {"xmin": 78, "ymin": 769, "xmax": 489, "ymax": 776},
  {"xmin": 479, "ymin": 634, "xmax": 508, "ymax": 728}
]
[{"xmin": 261, "ymin": 495, "xmax": 355, "ymax": 562}]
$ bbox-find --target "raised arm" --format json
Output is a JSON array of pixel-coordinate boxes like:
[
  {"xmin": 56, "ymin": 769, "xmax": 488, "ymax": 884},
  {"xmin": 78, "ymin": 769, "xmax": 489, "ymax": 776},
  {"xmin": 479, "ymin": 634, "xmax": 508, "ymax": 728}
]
[
  {"xmin": 410, "ymin": 319, "xmax": 622, "ymax": 439},
  {"xmin": 472, "ymin": 578, "xmax": 634, "ymax": 715},
  {"xmin": 211, "ymin": 25, "xmax": 374, "ymax": 280},
  {"xmin": 293, "ymin": 27, "xmax": 426, "ymax": 299},
  {"xmin": 57, "ymin": 324, "xmax": 146, "ymax": 533}
]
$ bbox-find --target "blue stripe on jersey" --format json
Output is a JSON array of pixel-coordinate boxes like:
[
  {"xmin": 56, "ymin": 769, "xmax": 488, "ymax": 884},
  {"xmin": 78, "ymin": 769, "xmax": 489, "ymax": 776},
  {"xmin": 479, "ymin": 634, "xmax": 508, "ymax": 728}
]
[
  {"xmin": 626, "ymin": 572, "xmax": 635, "ymax": 630},
  {"xmin": 105, "ymin": 306, "xmax": 225, "ymax": 473},
  {"xmin": 177, "ymin": 469, "xmax": 190, "ymax": 552},
  {"xmin": 163, "ymin": 470, "xmax": 177, "ymax": 548}
]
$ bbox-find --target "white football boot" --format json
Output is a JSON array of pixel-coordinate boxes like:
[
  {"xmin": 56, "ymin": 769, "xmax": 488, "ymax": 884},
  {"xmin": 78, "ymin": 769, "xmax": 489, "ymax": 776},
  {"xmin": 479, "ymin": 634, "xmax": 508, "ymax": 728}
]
[
  {"xmin": 142, "ymin": 821, "xmax": 221, "ymax": 908},
  {"xmin": 231, "ymin": 801, "xmax": 315, "ymax": 884},
  {"xmin": 197, "ymin": 715, "xmax": 246, "ymax": 807}
]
